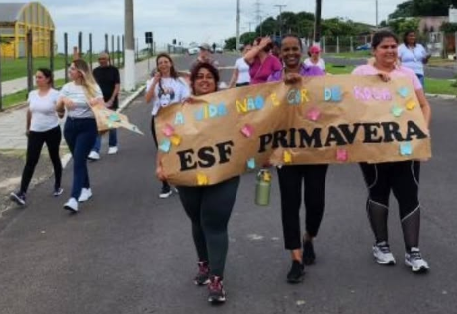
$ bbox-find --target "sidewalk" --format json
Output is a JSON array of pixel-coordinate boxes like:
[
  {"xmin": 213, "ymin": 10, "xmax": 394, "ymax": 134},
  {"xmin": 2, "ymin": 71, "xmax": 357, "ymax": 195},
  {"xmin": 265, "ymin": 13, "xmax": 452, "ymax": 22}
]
[{"xmin": 0, "ymin": 58, "xmax": 153, "ymax": 150}]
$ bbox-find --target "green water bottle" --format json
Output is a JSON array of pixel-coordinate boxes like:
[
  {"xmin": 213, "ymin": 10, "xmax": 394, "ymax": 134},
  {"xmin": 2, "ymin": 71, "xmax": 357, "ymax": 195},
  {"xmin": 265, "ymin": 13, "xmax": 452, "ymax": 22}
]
[{"xmin": 255, "ymin": 169, "xmax": 271, "ymax": 206}]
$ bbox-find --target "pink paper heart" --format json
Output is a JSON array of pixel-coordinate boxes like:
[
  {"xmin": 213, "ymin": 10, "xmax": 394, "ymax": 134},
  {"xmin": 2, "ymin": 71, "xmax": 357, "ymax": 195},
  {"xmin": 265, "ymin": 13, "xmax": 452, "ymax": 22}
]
[
  {"xmin": 162, "ymin": 124, "xmax": 174, "ymax": 137},
  {"xmin": 241, "ymin": 124, "xmax": 254, "ymax": 137},
  {"xmin": 306, "ymin": 108, "xmax": 321, "ymax": 121},
  {"xmin": 336, "ymin": 148, "xmax": 348, "ymax": 161}
]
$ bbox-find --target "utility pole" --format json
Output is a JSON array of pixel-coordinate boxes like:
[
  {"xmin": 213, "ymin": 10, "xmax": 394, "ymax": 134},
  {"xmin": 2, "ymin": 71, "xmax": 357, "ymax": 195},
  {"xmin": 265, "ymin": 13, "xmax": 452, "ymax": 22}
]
[
  {"xmin": 314, "ymin": 0, "xmax": 323, "ymax": 46},
  {"xmin": 274, "ymin": 4, "xmax": 287, "ymax": 37},
  {"xmin": 124, "ymin": 0, "xmax": 135, "ymax": 91},
  {"xmin": 375, "ymin": 0, "xmax": 379, "ymax": 29},
  {"xmin": 254, "ymin": 0, "xmax": 262, "ymax": 35},
  {"xmin": 236, "ymin": 0, "xmax": 240, "ymax": 51}
]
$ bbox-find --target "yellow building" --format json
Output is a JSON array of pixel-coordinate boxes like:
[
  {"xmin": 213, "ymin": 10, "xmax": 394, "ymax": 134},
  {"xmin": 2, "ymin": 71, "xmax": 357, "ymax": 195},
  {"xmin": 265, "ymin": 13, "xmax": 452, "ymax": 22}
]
[{"xmin": 0, "ymin": 2, "xmax": 55, "ymax": 58}]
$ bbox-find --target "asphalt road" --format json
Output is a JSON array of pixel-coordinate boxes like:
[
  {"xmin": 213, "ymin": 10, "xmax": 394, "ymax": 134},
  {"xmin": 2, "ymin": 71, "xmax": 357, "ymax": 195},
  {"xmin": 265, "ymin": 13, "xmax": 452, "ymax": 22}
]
[
  {"xmin": 325, "ymin": 56, "xmax": 457, "ymax": 80},
  {"xmin": 1, "ymin": 54, "xmax": 456, "ymax": 314}
]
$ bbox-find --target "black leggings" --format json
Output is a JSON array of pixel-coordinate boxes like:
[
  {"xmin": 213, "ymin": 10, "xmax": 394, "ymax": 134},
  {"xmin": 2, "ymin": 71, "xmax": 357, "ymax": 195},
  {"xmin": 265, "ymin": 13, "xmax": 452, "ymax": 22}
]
[
  {"xmin": 177, "ymin": 176, "xmax": 240, "ymax": 277},
  {"xmin": 151, "ymin": 116, "xmax": 169, "ymax": 189},
  {"xmin": 360, "ymin": 161, "xmax": 421, "ymax": 250},
  {"xmin": 20, "ymin": 126, "xmax": 62, "ymax": 193},
  {"xmin": 277, "ymin": 164, "xmax": 328, "ymax": 250}
]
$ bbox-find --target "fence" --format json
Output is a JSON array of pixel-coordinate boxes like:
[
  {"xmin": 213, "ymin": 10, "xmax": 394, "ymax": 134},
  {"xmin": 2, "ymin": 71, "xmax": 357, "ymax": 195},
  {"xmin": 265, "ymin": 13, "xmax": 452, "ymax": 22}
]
[
  {"xmin": 319, "ymin": 32, "xmax": 457, "ymax": 59},
  {"xmin": 0, "ymin": 31, "xmax": 155, "ymax": 111}
]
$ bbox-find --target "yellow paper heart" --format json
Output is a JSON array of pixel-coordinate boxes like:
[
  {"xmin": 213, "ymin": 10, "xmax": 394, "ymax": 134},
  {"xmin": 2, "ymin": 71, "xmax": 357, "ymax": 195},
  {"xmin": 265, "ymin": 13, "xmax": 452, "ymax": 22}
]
[
  {"xmin": 170, "ymin": 135, "xmax": 181, "ymax": 146},
  {"xmin": 406, "ymin": 100, "xmax": 416, "ymax": 110},
  {"xmin": 284, "ymin": 151, "xmax": 292, "ymax": 163},
  {"xmin": 197, "ymin": 174, "xmax": 209, "ymax": 186}
]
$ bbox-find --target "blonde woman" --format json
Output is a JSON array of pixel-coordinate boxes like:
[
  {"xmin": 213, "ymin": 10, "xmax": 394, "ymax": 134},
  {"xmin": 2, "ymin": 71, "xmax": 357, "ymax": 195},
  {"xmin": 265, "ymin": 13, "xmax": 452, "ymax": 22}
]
[{"xmin": 57, "ymin": 59, "xmax": 104, "ymax": 213}]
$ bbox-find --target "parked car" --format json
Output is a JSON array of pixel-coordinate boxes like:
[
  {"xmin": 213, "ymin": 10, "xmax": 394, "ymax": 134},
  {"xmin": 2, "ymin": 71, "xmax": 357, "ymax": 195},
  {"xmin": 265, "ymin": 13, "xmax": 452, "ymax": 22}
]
[
  {"xmin": 215, "ymin": 46, "xmax": 223, "ymax": 53},
  {"xmin": 355, "ymin": 43, "xmax": 371, "ymax": 51}
]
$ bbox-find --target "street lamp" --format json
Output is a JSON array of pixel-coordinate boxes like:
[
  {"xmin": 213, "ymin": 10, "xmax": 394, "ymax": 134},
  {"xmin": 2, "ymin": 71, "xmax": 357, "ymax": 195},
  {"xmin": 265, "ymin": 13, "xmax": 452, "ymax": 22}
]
[{"xmin": 124, "ymin": 0, "xmax": 135, "ymax": 91}]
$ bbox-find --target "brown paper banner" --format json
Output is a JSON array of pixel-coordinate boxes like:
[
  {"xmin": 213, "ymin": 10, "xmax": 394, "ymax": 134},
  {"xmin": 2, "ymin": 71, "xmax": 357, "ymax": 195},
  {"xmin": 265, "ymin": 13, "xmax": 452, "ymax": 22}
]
[
  {"xmin": 156, "ymin": 74, "xmax": 431, "ymax": 186},
  {"xmin": 92, "ymin": 104, "xmax": 143, "ymax": 135}
]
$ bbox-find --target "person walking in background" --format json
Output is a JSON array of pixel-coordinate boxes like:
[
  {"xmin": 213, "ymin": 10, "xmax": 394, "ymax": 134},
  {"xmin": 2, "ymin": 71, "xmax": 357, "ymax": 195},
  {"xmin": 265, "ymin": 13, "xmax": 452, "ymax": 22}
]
[
  {"xmin": 244, "ymin": 37, "xmax": 282, "ymax": 85},
  {"xmin": 88, "ymin": 52, "xmax": 121, "ymax": 161},
  {"xmin": 352, "ymin": 30, "xmax": 431, "ymax": 273},
  {"xmin": 304, "ymin": 45, "xmax": 326, "ymax": 72},
  {"xmin": 156, "ymin": 63, "xmax": 239, "ymax": 305},
  {"xmin": 145, "ymin": 53, "xmax": 190, "ymax": 199},
  {"xmin": 229, "ymin": 44, "xmax": 252, "ymax": 88},
  {"xmin": 10, "ymin": 68, "xmax": 63, "ymax": 206},
  {"xmin": 56, "ymin": 59, "xmax": 104, "ymax": 213},
  {"xmin": 398, "ymin": 30, "xmax": 430, "ymax": 87},
  {"xmin": 267, "ymin": 34, "xmax": 327, "ymax": 284}
]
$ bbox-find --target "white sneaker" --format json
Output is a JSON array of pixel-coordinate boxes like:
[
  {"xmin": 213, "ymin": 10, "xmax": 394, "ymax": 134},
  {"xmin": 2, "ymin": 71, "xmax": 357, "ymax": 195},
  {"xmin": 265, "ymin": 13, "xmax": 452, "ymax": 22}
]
[
  {"xmin": 88, "ymin": 151, "xmax": 100, "ymax": 161},
  {"xmin": 64, "ymin": 198, "xmax": 79, "ymax": 213},
  {"xmin": 78, "ymin": 188, "xmax": 92, "ymax": 202},
  {"xmin": 372, "ymin": 242, "xmax": 396, "ymax": 265},
  {"xmin": 108, "ymin": 146, "xmax": 118, "ymax": 155},
  {"xmin": 405, "ymin": 248, "xmax": 429, "ymax": 273}
]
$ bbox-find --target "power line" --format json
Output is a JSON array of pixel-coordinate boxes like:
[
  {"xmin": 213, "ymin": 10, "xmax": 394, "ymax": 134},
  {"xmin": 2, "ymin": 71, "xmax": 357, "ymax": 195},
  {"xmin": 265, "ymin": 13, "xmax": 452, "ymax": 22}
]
[
  {"xmin": 274, "ymin": 4, "xmax": 287, "ymax": 37},
  {"xmin": 254, "ymin": 0, "xmax": 263, "ymax": 35}
]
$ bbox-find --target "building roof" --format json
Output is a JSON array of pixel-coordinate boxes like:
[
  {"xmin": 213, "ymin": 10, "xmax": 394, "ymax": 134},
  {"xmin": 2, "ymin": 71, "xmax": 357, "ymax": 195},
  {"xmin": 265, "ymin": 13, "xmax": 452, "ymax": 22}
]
[{"xmin": 0, "ymin": 3, "xmax": 27, "ymax": 23}]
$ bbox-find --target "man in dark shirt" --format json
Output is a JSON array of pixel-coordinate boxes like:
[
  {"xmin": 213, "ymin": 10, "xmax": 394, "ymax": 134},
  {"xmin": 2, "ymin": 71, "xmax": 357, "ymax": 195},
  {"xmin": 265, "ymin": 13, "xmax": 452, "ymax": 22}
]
[
  {"xmin": 189, "ymin": 43, "xmax": 220, "ymax": 73},
  {"xmin": 88, "ymin": 52, "xmax": 121, "ymax": 161}
]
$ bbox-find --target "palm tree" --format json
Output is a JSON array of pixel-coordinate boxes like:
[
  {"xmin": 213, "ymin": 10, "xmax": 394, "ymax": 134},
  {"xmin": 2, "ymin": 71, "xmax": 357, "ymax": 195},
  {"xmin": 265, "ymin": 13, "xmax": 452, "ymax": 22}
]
[{"xmin": 314, "ymin": 0, "xmax": 322, "ymax": 46}]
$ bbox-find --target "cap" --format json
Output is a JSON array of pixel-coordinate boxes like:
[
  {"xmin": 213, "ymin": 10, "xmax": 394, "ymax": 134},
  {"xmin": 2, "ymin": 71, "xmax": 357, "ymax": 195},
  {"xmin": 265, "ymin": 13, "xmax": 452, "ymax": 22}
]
[
  {"xmin": 309, "ymin": 45, "xmax": 321, "ymax": 53},
  {"xmin": 199, "ymin": 43, "xmax": 211, "ymax": 51}
]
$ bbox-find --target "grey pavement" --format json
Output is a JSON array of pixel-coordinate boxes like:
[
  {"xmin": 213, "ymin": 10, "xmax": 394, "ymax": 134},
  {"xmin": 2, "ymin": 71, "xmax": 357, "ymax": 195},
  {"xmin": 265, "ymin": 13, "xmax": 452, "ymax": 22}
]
[
  {"xmin": 324, "ymin": 56, "xmax": 457, "ymax": 80},
  {"xmin": 0, "ymin": 54, "xmax": 456, "ymax": 314},
  {"xmin": 0, "ymin": 58, "xmax": 154, "ymax": 150}
]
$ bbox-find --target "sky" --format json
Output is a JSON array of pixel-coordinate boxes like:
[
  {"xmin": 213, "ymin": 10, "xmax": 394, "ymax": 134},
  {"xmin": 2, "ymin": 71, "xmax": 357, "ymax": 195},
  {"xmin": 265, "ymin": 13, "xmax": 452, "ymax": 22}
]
[{"xmin": 3, "ymin": 0, "xmax": 406, "ymax": 51}]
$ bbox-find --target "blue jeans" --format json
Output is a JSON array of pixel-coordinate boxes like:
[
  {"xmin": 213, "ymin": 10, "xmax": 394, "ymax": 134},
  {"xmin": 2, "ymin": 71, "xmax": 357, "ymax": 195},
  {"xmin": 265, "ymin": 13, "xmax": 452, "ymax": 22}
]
[
  {"xmin": 416, "ymin": 74, "xmax": 425, "ymax": 88},
  {"xmin": 64, "ymin": 118, "xmax": 98, "ymax": 199},
  {"xmin": 92, "ymin": 129, "xmax": 118, "ymax": 153}
]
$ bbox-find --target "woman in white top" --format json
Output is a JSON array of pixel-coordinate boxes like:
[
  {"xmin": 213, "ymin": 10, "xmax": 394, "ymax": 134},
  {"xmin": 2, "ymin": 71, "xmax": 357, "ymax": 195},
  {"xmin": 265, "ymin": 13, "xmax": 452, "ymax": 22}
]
[
  {"xmin": 398, "ymin": 30, "xmax": 430, "ymax": 87},
  {"xmin": 10, "ymin": 68, "xmax": 63, "ymax": 206},
  {"xmin": 304, "ymin": 45, "xmax": 325, "ymax": 71},
  {"xmin": 57, "ymin": 59, "xmax": 104, "ymax": 213},
  {"xmin": 229, "ymin": 44, "xmax": 252, "ymax": 87},
  {"xmin": 145, "ymin": 53, "xmax": 190, "ymax": 198}
]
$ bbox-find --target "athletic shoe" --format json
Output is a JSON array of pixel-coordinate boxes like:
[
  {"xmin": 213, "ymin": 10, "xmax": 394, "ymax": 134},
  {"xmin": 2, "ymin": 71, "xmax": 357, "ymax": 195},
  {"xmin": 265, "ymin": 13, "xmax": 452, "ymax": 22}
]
[
  {"xmin": 194, "ymin": 261, "xmax": 210, "ymax": 286},
  {"xmin": 88, "ymin": 151, "xmax": 100, "ymax": 161},
  {"xmin": 405, "ymin": 248, "xmax": 429, "ymax": 273},
  {"xmin": 53, "ymin": 187, "xmax": 64, "ymax": 197},
  {"xmin": 159, "ymin": 185, "xmax": 172, "ymax": 199},
  {"xmin": 372, "ymin": 241, "xmax": 396, "ymax": 265},
  {"xmin": 286, "ymin": 260, "xmax": 305, "ymax": 283},
  {"xmin": 78, "ymin": 188, "xmax": 92, "ymax": 202},
  {"xmin": 208, "ymin": 276, "xmax": 226, "ymax": 304},
  {"xmin": 64, "ymin": 198, "xmax": 79, "ymax": 213},
  {"xmin": 10, "ymin": 191, "xmax": 26, "ymax": 206},
  {"xmin": 302, "ymin": 240, "xmax": 316, "ymax": 265},
  {"xmin": 108, "ymin": 146, "xmax": 118, "ymax": 155}
]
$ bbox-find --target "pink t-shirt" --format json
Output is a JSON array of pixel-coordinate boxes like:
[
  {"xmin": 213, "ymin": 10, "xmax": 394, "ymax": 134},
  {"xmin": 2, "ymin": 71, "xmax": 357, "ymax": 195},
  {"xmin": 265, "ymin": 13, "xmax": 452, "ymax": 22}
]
[
  {"xmin": 249, "ymin": 55, "xmax": 283, "ymax": 85},
  {"xmin": 352, "ymin": 64, "xmax": 422, "ymax": 90}
]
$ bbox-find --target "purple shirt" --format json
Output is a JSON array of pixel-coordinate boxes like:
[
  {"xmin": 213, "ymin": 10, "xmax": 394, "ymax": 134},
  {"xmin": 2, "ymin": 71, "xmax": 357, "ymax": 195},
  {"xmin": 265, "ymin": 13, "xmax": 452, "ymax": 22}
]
[
  {"xmin": 249, "ymin": 55, "xmax": 283, "ymax": 85},
  {"xmin": 267, "ymin": 64, "xmax": 325, "ymax": 82}
]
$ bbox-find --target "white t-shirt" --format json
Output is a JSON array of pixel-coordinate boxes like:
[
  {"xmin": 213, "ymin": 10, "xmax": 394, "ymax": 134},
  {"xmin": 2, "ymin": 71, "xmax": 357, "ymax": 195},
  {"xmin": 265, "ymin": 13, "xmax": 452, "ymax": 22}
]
[
  {"xmin": 28, "ymin": 89, "xmax": 60, "ymax": 132},
  {"xmin": 234, "ymin": 57, "xmax": 251, "ymax": 84},
  {"xmin": 304, "ymin": 58, "xmax": 326, "ymax": 71},
  {"xmin": 59, "ymin": 82, "xmax": 103, "ymax": 119},
  {"xmin": 146, "ymin": 77, "xmax": 190, "ymax": 116}
]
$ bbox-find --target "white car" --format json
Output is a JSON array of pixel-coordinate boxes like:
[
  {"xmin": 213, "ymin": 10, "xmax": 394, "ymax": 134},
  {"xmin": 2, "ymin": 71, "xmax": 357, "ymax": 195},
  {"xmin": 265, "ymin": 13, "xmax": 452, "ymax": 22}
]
[
  {"xmin": 215, "ymin": 46, "xmax": 223, "ymax": 53},
  {"xmin": 188, "ymin": 46, "xmax": 199, "ymax": 55}
]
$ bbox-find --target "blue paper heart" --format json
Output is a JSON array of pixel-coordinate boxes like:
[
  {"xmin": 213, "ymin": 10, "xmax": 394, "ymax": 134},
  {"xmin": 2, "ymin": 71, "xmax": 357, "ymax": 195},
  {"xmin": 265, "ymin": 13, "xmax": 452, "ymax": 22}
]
[
  {"xmin": 398, "ymin": 87, "xmax": 409, "ymax": 98},
  {"xmin": 400, "ymin": 142, "xmax": 413, "ymax": 156},
  {"xmin": 159, "ymin": 139, "xmax": 171, "ymax": 153},
  {"xmin": 247, "ymin": 158, "xmax": 256, "ymax": 170}
]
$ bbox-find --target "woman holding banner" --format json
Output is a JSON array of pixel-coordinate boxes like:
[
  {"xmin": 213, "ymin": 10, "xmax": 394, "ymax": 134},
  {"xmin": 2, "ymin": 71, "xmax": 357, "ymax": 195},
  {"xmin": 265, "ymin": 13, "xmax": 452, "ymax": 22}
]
[
  {"xmin": 244, "ymin": 37, "xmax": 282, "ymax": 85},
  {"xmin": 267, "ymin": 34, "xmax": 327, "ymax": 284},
  {"xmin": 145, "ymin": 53, "xmax": 190, "ymax": 199},
  {"xmin": 352, "ymin": 30, "xmax": 431, "ymax": 273},
  {"xmin": 57, "ymin": 59, "xmax": 104, "ymax": 213},
  {"xmin": 156, "ymin": 63, "xmax": 239, "ymax": 305}
]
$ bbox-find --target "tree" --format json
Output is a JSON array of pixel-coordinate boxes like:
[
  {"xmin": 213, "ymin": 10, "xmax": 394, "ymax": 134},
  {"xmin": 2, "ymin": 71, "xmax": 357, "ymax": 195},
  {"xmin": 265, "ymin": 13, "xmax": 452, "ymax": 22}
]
[
  {"xmin": 240, "ymin": 32, "xmax": 257, "ymax": 46},
  {"xmin": 390, "ymin": 0, "xmax": 457, "ymax": 18},
  {"xmin": 440, "ymin": 22, "xmax": 457, "ymax": 33},
  {"xmin": 388, "ymin": 18, "xmax": 420, "ymax": 35},
  {"xmin": 225, "ymin": 37, "xmax": 236, "ymax": 50}
]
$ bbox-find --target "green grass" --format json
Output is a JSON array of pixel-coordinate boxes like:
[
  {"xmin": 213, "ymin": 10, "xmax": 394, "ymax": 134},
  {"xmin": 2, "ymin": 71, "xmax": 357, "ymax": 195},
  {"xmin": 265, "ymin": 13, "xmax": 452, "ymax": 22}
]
[
  {"xmin": 325, "ymin": 51, "xmax": 372, "ymax": 59},
  {"xmin": 1, "ymin": 78, "xmax": 66, "ymax": 110},
  {"xmin": 326, "ymin": 63, "xmax": 457, "ymax": 95},
  {"xmin": 0, "ymin": 53, "xmax": 125, "ymax": 82}
]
